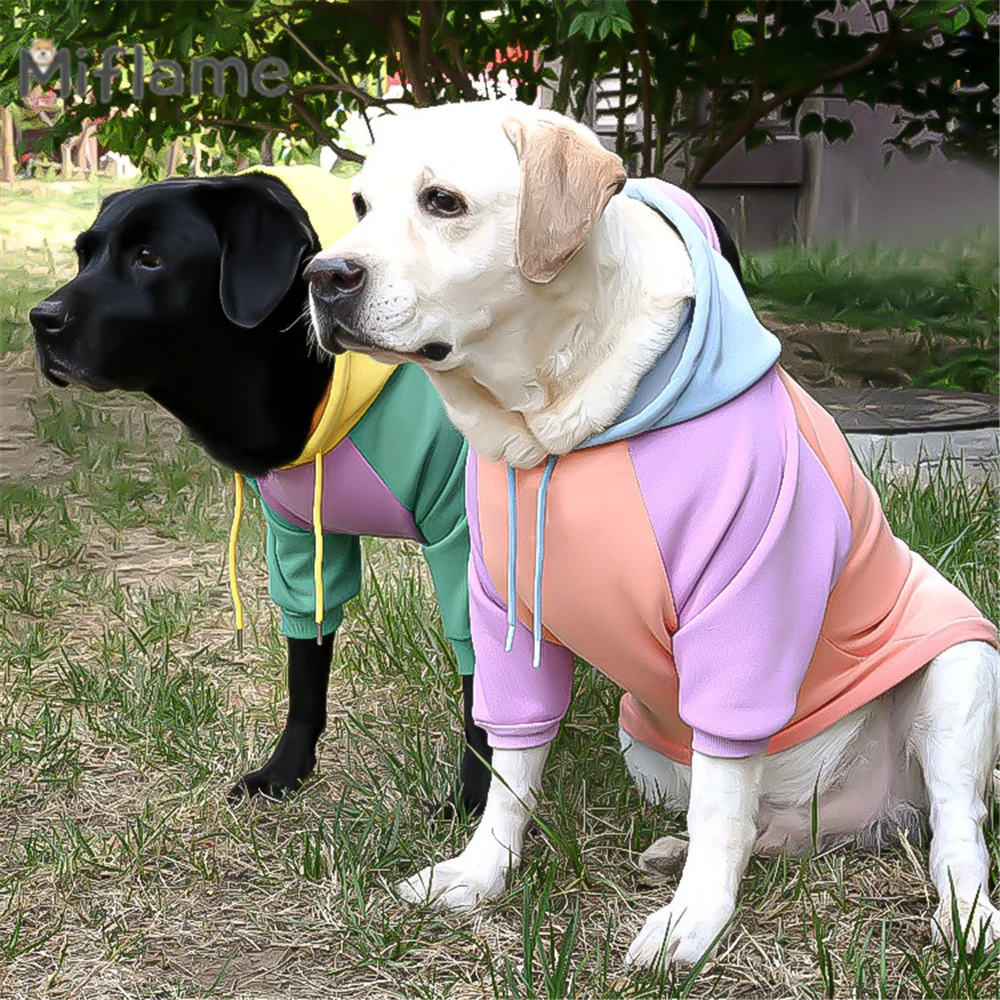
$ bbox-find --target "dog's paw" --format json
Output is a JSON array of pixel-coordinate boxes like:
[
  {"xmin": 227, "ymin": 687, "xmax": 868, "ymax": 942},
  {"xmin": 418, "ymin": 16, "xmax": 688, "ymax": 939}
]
[
  {"xmin": 931, "ymin": 893, "xmax": 1000, "ymax": 950},
  {"xmin": 499, "ymin": 434, "xmax": 550, "ymax": 471},
  {"xmin": 625, "ymin": 895, "xmax": 734, "ymax": 969},
  {"xmin": 396, "ymin": 856, "xmax": 506, "ymax": 911},
  {"xmin": 526, "ymin": 404, "xmax": 600, "ymax": 458},
  {"xmin": 426, "ymin": 786, "xmax": 488, "ymax": 823},
  {"xmin": 227, "ymin": 758, "xmax": 314, "ymax": 803}
]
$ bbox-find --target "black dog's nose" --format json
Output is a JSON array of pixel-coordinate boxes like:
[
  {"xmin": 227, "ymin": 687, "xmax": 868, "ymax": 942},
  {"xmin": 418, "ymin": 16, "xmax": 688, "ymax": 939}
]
[
  {"xmin": 30, "ymin": 299, "xmax": 68, "ymax": 338},
  {"xmin": 305, "ymin": 256, "xmax": 367, "ymax": 301}
]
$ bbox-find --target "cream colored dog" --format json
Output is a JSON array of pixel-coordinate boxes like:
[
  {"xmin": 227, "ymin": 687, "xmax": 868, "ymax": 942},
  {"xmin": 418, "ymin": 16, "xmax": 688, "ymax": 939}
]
[{"xmin": 305, "ymin": 100, "xmax": 999, "ymax": 969}]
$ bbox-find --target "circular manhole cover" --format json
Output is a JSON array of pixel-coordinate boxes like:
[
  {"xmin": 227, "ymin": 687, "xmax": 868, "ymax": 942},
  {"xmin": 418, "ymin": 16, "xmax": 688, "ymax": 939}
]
[{"xmin": 811, "ymin": 387, "xmax": 999, "ymax": 435}]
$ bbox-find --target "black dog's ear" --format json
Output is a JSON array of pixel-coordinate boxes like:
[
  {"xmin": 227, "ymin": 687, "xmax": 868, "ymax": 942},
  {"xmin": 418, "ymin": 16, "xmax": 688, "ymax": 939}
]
[
  {"xmin": 199, "ymin": 179, "xmax": 317, "ymax": 330},
  {"xmin": 95, "ymin": 188, "xmax": 130, "ymax": 219}
]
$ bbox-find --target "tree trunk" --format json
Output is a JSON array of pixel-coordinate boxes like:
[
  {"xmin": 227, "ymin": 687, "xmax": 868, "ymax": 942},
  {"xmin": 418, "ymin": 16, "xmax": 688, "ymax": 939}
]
[
  {"xmin": 387, "ymin": 4, "xmax": 430, "ymax": 106},
  {"xmin": 0, "ymin": 106, "xmax": 15, "ymax": 186},
  {"xmin": 797, "ymin": 97, "xmax": 824, "ymax": 247},
  {"xmin": 616, "ymin": 58, "xmax": 629, "ymax": 163},
  {"xmin": 627, "ymin": 0, "xmax": 654, "ymax": 176},
  {"xmin": 261, "ymin": 132, "xmax": 274, "ymax": 166},
  {"xmin": 165, "ymin": 138, "xmax": 181, "ymax": 177},
  {"xmin": 192, "ymin": 137, "xmax": 202, "ymax": 176},
  {"xmin": 76, "ymin": 122, "xmax": 97, "ymax": 178},
  {"xmin": 61, "ymin": 140, "xmax": 73, "ymax": 179},
  {"xmin": 235, "ymin": 154, "xmax": 250, "ymax": 172}
]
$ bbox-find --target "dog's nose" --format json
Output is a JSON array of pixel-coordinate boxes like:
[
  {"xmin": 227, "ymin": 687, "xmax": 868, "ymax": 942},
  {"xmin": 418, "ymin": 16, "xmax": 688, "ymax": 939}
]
[
  {"xmin": 305, "ymin": 256, "xmax": 367, "ymax": 301},
  {"xmin": 30, "ymin": 299, "xmax": 68, "ymax": 338}
]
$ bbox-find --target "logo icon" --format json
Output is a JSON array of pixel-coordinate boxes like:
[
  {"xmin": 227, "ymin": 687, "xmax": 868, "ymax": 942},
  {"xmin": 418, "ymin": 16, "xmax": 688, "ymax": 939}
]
[{"xmin": 29, "ymin": 39, "xmax": 57, "ymax": 70}]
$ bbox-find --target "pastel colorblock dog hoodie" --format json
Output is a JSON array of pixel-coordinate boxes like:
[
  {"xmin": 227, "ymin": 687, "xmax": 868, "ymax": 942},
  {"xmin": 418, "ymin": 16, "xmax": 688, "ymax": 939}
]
[{"xmin": 466, "ymin": 178, "xmax": 998, "ymax": 763}]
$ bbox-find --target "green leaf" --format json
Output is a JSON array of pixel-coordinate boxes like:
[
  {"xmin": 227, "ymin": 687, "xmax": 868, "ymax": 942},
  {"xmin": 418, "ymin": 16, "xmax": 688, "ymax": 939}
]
[
  {"xmin": 822, "ymin": 117, "xmax": 854, "ymax": 143},
  {"xmin": 176, "ymin": 24, "xmax": 194, "ymax": 59},
  {"xmin": 799, "ymin": 112, "xmax": 824, "ymax": 135},
  {"xmin": 745, "ymin": 127, "xmax": 771, "ymax": 150}
]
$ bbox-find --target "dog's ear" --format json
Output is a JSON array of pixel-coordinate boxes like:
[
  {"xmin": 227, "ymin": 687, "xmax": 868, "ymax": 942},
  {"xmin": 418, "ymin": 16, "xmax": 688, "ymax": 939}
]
[
  {"xmin": 200, "ymin": 180, "xmax": 316, "ymax": 329},
  {"xmin": 503, "ymin": 116, "xmax": 626, "ymax": 284}
]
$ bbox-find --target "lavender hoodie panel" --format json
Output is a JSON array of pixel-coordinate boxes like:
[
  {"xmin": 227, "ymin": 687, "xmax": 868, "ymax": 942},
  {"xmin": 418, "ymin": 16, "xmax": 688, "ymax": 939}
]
[
  {"xmin": 466, "ymin": 453, "xmax": 577, "ymax": 750},
  {"xmin": 627, "ymin": 369, "xmax": 853, "ymax": 756},
  {"xmin": 258, "ymin": 436, "xmax": 424, "ymax": 541}
]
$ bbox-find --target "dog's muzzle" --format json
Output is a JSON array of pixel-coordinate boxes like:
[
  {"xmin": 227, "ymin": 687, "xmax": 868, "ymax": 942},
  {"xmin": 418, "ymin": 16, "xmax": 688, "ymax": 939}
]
[{"xmin": 304, "ymin": 256, "xmax": 452, "ymax": 363}]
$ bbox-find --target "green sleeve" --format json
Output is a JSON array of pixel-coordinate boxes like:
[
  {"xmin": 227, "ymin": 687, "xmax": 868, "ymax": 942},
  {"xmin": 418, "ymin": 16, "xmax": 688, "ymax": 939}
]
[
  {"xmin": 421, "ymin": 512, "xmax": 475, "ymax": 676},
  {"xmin": 259, "ymin": 497, "xmax": 362, "ymax": 641},
  {"xmin": 347, "ymin": 365, "xmax": 475, "ymax": 675}
]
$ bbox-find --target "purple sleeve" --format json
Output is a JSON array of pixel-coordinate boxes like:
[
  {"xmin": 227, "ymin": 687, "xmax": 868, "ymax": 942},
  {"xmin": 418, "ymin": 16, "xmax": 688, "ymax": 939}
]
[
  {"xmin": 630, "ymin": 373, "xmax": 852, "ymax": 758},
  {"xmin": 466, "ymin": 453, "xmax": 575, "ymax": 750}
]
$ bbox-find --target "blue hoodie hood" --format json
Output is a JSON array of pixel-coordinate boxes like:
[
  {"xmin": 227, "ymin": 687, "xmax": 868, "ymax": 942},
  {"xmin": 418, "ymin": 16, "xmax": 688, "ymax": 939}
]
[
  {"xmin": 505, "ymin": 179, "xmax": 782, "ymax": 667},
  {"xmin": 580, "ymin": 179, "xmax": 781, "ymax": 447}
]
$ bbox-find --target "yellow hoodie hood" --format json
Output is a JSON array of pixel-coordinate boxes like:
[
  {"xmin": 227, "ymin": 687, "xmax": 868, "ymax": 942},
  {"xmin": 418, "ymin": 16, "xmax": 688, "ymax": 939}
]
[
  {"xmin": 228, "ymin": 165, "xmax": 397, "ymax": 648},
  {"xmin": 242, "ymin": 164, "xmax": 397, "ymax": 463}
]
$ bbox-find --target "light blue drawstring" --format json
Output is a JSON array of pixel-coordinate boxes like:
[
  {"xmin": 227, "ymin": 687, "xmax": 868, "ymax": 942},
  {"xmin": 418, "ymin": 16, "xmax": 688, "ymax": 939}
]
[{"xmin": 504, "ymin": 456, "xmax": 558, "ymax": 668}]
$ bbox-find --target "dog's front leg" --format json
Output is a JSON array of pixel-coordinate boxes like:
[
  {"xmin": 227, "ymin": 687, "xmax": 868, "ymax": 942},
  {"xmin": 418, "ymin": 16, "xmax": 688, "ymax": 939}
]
[
  {"xmin": 627, "ymin": 750, "xmax": 763, "ymax": 969},
  {"xmin": 397, "ymin": 743, "xmax": 550, "ymax": 911},
  {"xmin": 229, "ymin": 634, "xmax": 334, "ymax": 801}
]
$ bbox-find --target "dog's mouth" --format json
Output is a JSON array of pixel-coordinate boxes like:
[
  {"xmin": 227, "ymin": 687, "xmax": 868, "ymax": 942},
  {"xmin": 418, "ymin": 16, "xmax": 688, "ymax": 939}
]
[
  {"xmin": 42, "ymin": 367, "xmax": 70, "ymax": 388},
  {"xmin": 36, "ymin": 350, "xmax": 114, "ymax": 393},
  {"xmin": 324, "ymin": 329, "xmax": 452, "ymax": 364}
]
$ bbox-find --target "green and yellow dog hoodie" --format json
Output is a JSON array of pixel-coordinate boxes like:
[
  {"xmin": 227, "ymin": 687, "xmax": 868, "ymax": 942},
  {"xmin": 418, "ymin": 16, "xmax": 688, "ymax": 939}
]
[{"xmin": 228, "ymin": 165, "xmax": 473, "ymax": 675}]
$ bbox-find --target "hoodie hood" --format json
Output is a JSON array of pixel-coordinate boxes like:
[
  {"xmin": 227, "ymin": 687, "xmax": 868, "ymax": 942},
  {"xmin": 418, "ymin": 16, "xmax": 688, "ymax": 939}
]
[
  {"xmin": 228, "ymin": 166, "xmax": 396, "ymax": 648},
  {"xmin": 579, "ymin": 179, "xmax": 781, "ymax": 448},
  {"xmin": 504, "ymin": 178, "xmax": 782, "ymax": 667}
]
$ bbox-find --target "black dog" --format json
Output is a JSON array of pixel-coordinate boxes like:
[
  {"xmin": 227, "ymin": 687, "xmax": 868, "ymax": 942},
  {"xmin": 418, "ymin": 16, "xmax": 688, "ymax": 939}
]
[{"xmin": 30, "ymin": 170, "xmax": 492, "ymax": 813}]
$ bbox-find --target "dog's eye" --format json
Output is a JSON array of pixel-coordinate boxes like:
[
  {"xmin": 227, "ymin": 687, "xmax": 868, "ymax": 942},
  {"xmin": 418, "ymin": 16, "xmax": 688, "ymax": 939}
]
[
  {"xmin": 421, "ymin": 187, "xmax": 466, "ymax": 218},
  {"xmin": 352, "ymin": 193, "xmax": 368, "ymax": 220},
  {"xmin": 135, "ymin": 248, "xmax": 163, "ymax": 270}
]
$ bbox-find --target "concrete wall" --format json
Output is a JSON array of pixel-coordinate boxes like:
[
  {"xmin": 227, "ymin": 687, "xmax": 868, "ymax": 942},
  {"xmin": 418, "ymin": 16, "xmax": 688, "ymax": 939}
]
[
  {"xmin": 684, "ymin": 97, "xmax": 997, "ymax": 250},
  {"xmin": 807, "ymin": 98, "xmax": 998, "ymax": 246}
]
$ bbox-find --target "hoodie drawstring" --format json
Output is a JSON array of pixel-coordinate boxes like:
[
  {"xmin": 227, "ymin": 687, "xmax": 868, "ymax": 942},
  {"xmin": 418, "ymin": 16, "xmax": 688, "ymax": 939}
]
[
  {"xmin": 229, "ymin": 473, "xmax": 245, "ymax": 652},
  {"xmin": 313, "ymin": 453, "xmax": 325, "ymax": 644},
  {"xmin": 532, "ymin": 456, "xmax": 558, "ymax": 667},
  {"xmin": 504, "ymin": 455, "xmax": 558, "ymax": 669}
]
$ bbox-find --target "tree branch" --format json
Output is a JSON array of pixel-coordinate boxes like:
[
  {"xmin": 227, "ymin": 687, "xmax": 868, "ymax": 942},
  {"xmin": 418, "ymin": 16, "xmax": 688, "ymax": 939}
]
[
  {"xmin": 616, "ymin": 55, "xmax": 629, "ymax": 161},
  {"xmin": 751, "ymin": 0, "xmax": 767, "ymax": 106},
  {"xmin": 418, "ymin": 0, "xmax": 432, "ymax": 84},
  {"xmin": 428, "ymin": 50, "xmax": 479, "ymax": 101},
  {"xmin": 388, "ymin": 3, "xmax": 431, "ymax": 106},
  {"xmin": 276, "ymin": 14, "xmax": 390, "ymax": 110},
  {"xmin": 687, "ymin": 15, "xmax": 910, "ymax": 187},
  {"xmin": 200, "ymin": 118, "xmax": 280, "ymax": 134},
  {"xmin": 287, "ymin": 92, "xmax": 365, "ymax": 163},
  {"xmin": 628, "ymin": 0, "xmax": 653, "ymax": 174}
]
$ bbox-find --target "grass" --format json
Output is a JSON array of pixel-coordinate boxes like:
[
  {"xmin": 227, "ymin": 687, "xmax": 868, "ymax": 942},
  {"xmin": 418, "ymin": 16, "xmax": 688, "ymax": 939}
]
[
  {"xmin": 1, "ymin": 179, "xmax": 998, "ymax": 997},
  {"xmin": 744, "ymin": 232, "xmax": 1000, "ymax": 393}
]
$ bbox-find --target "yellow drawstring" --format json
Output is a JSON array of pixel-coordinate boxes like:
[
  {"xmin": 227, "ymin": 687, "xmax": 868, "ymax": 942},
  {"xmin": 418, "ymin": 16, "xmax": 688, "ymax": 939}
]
[
  {"xmin": 228, "ymin": 472, "xmax": 245, "ymax": 652},
  {"xmin": 313, "ymin": 452, "xmax": 324, "ymax": 644}
]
